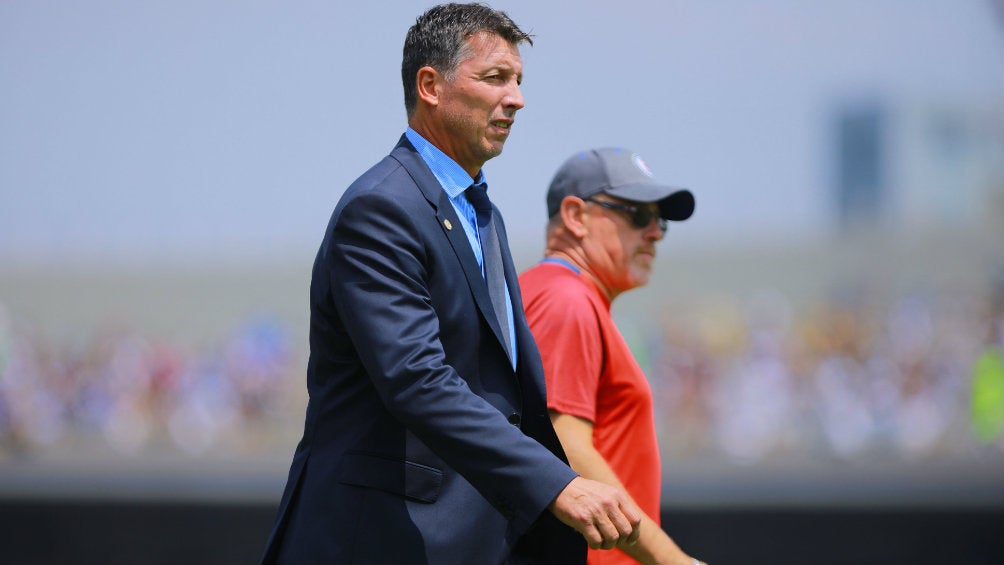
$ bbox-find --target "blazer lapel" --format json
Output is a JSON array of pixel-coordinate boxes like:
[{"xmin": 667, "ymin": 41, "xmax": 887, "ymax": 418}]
[{"xmin": 390, "ymin": 137, "xmax": 512, "ymax": 359}]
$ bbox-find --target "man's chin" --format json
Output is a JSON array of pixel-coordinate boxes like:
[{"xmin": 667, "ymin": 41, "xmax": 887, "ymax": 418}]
[
  {"xmin": 480, "ymin": 143, "xmax": 505, "ymax": 162},
  {"xmin": 630, "ymin": 268, "xmax": 653, "ymax": 289}
]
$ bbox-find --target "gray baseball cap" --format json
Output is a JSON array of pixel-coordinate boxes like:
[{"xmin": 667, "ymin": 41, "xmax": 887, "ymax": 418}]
[{"xmin": 546, "ymin": 147, "xmax": 695, "ymax": 221}]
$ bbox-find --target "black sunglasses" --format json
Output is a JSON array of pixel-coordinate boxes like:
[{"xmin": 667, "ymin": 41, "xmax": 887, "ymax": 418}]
[{"xmin": 585, "ymin": 198, "xmax": 667, "ymax": 232}]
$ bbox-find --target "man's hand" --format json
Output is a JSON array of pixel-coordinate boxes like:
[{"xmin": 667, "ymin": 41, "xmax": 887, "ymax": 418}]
[{"xmin": 548, "ymin": 476, "xmax": 642, "ymax": 550}]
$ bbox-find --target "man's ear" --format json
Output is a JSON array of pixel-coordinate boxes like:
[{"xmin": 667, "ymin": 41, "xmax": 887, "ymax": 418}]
[
  {"xmin": 415, "ymin": 66, "xmax": 441, "ymax": 107},
  {"xmin": 560, "ymin": 197, "xmax": 589, "ymax": 239}
]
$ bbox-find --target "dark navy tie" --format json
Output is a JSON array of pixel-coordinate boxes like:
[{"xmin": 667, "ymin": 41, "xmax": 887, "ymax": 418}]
[{"xmin": 465, "ymin": 182, "xmax": 512, "ymax": 361}]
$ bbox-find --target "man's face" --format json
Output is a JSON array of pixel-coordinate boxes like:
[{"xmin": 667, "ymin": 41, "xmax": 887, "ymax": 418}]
[
  {"xmin": 581, "ymin": 196, "xmax": 666, "ymax": 297},
  {"xmin": 435, "ymin": 32, "xmax": 524, "ymax": 176}
]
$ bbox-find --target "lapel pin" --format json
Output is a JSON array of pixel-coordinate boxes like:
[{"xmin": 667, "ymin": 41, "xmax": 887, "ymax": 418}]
[{"xmin": 443, "ymin": 219, "xmax": 453, "ymax": 230}]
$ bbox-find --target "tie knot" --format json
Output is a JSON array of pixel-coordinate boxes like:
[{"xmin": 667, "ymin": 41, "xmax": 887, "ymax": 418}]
[{"xmin": 465, "ymin": 182, "xmax": 492, "ymax": 213}]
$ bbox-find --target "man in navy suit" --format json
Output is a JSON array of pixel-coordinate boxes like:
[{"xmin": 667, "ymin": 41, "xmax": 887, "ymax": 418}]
[{"xmin": 260, "ymin": 4, "xmax": 641, "ymax": 564}]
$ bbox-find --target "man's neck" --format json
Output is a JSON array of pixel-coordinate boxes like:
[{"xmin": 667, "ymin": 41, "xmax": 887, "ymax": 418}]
[
  {"xmin": 408, "ymin": 120, "xmax": 481, "ymax": 178},
  {"xmin": 542, "ymin": 250, "xmax": 618, "ymax": 303}
]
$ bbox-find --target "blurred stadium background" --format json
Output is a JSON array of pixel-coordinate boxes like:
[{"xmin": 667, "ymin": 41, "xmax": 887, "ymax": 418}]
[{"xmin": 2, "ymin": 1, "xmax": 1003, "ymax": 563}]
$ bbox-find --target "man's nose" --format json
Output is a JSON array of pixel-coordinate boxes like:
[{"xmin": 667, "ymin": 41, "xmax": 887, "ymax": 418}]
[
  {"xmin": 644, "ymin": 218, "xmax": 666, "ymax": 241},
  {"xmin": 505, "ymin": 80, "xmax": 525, "ymax": 111}
]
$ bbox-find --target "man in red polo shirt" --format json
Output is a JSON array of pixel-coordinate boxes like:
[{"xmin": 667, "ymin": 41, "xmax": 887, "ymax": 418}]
[{"xmin": 521, "ymin": 148, "xmax": 703, "ymax": 565}]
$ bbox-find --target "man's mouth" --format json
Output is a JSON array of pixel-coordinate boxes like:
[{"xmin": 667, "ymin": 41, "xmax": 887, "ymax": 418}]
[{"xmin": 490, "ymin": 119, "xmax": 513, "ymax": 133}]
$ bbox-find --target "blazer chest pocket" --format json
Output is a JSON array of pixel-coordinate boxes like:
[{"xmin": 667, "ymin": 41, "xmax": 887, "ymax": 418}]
[{"xmin": 337, "ymin": 450, "xmax": 443, "ymax": 504}]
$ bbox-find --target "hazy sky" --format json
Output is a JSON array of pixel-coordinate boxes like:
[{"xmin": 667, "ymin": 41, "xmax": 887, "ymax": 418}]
[{"xmin": 2, "ymin": 0, "xmax": 1002, "ymax": 267}]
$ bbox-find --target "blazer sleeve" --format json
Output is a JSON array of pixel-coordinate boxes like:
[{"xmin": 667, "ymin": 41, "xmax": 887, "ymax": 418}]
[{"xmin": 325, "ymin": 187, "xmax": 577, "ymax": 533}]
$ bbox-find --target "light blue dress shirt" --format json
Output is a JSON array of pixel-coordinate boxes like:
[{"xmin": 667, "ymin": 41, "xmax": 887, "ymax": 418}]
[{"xmin": 405, "ymin": 128, "xmax": 517, "ymax": 369}]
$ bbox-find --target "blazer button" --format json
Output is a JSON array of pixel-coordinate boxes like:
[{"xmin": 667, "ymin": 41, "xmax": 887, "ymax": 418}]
[{"xmin": 507, "ymin": 412, "xmax": 521, "ymax": 426}]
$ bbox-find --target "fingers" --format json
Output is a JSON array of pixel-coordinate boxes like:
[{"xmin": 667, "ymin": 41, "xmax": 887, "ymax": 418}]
[
  {"xmin": 592, "ymin": 511, "xmax": 621, "ymax": 550},
  {"xmin": 618, "ymin": 498, "xmax": 642, "ymax": 546},
  {"xmin": 591, "ymin": 486, "xmax": 641, "ymax": 549},
  {"xmin": 549, "ymin": 477, "xmax": 642, "ymax": 551},
  {"xmin": 577, "ymin": 505, "xmax": 621, "ymax": 549},
  {"xmin": 595, "ymin": 497, "xmax": 636, "ymax": 549}
]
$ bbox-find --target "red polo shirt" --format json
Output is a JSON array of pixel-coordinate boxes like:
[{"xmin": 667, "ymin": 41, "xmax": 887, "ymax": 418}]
[{"xmin": 521, "ymin": 260, "xmax": 661, "ymax": 565}]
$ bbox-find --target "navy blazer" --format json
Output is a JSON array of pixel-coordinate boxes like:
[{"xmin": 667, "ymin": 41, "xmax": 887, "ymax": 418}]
[{"xmin": 260, "ymin": 136, "xmax": 585, "ymax": 565}]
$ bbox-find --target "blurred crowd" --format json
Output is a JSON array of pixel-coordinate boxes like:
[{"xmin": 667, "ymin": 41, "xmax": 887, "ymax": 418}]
[
  {"xmin": 645, "ymin": 285, "xmax": 1004, "ymax": 462},
  {"xmin": 1, "ymin": 284, "xmax": 1003, "ymax": 464},
  {"xmin": 0, "ymin": 306, "xmax": 299, "ymax": 458}
]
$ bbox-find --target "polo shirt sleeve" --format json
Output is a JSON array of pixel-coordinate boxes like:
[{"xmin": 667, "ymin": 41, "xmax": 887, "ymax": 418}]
[{"xmin": 523, "ymin": 276, "xmax": 603, "ymax": 423}]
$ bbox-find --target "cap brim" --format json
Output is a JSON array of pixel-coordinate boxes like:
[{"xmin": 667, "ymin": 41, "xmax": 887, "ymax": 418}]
[
  {"xmin": 605, "ymin": 184, "xmax": 695, "ymax": 221},
  {"xmin": 658, "ymin": 189, "xmax": 695, "ymax": 221}
]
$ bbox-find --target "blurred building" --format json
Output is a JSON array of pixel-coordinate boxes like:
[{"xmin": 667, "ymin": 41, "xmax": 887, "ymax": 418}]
[{"xmin": 832, "ymin": 96, "xmax": 1004, "ymax": 237}]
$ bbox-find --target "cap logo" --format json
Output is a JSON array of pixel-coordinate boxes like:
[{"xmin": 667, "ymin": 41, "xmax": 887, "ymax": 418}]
[{"xmin": 632, "ymin": 153, "xmax": 654, "ymax": 178}]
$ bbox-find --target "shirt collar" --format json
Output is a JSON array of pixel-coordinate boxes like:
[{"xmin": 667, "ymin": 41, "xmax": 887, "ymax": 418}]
[
  {"xmin": 405, "ymin": 127, "xmax": 486, "ymax": 198},
  {"xmin": 541, "ymin": 257, "xmax": 581, "ymax": 275}
]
